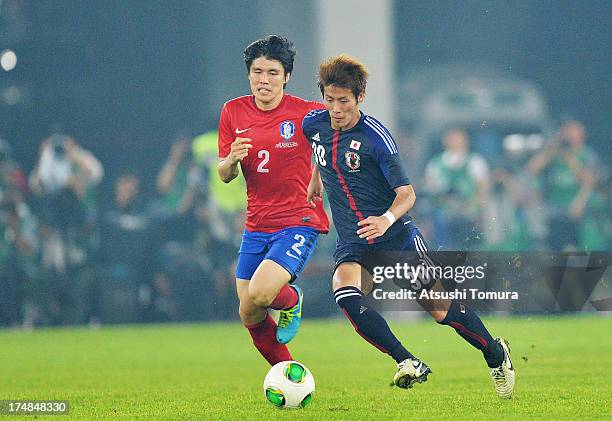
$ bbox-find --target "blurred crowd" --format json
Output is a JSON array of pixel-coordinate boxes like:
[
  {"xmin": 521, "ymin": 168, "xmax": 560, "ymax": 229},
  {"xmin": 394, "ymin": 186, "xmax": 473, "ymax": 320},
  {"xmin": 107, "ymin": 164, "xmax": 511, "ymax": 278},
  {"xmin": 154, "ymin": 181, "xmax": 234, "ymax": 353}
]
[
  {"xmin": 0, "ymin": 130, "xmax": 245, "ymax": 327},
  {"xmin": 0, "ymin": 119, "xmax": 610, "ymax": 327},
  {"xmin": 417, "ymin": 120, "xmax": 610, "ymax": 252}
]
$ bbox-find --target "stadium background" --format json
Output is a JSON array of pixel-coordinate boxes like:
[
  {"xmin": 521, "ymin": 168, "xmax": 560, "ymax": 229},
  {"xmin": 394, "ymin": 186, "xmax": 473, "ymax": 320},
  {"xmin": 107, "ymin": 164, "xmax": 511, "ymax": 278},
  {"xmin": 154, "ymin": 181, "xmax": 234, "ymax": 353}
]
[{"xmin": 0, "ymin": 0, "xmax": 610, "ymax": 326}]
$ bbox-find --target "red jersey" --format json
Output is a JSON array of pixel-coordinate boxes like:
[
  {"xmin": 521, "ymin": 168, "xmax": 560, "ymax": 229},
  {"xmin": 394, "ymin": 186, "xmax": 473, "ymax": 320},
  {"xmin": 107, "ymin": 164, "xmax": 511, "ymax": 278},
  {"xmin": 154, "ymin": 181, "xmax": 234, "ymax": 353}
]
[{"xmin": 218, "ymin": 94, "xmax": 329, "ymax": 233}]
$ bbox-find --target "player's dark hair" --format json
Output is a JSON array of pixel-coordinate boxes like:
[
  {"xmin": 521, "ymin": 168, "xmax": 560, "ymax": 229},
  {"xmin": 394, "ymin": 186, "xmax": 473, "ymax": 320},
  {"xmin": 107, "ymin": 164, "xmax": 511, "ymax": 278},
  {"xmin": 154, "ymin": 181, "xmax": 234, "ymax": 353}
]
[
  {"xmin": 243, "ymin": 35, "xmax": 296, "ymax": 76},
  {"xmin": 318, "ymin": 54, "xmax": 369, "ymax": 99}
]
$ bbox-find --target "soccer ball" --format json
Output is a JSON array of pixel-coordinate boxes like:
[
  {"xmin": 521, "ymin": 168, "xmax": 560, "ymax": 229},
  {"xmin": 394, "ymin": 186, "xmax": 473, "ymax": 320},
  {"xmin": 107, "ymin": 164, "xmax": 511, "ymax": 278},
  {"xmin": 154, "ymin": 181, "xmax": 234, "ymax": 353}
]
[{"xmin": 263, "ymin": 361, "xmax": 315, "ymax": 409}]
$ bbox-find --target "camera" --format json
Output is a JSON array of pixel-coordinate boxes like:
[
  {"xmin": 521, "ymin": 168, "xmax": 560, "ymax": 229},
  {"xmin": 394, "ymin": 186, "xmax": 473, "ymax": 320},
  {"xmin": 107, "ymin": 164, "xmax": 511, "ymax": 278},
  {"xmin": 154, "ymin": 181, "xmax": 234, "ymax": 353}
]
[{"xmin": 50, "ymin": 135, "xmax": 68, "ymax": 158}]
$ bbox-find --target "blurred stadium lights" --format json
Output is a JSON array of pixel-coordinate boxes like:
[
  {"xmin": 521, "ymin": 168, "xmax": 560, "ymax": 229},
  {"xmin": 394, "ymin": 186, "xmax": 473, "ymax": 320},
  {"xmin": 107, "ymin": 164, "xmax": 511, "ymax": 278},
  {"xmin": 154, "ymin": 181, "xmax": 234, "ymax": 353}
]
[
  {"xmin": 503, "ymin": 133, "xmax": 545, "ymax": 156},
  {"xmin": 1, "ymin": 48, "xmax": 17, "ymax": 71}
]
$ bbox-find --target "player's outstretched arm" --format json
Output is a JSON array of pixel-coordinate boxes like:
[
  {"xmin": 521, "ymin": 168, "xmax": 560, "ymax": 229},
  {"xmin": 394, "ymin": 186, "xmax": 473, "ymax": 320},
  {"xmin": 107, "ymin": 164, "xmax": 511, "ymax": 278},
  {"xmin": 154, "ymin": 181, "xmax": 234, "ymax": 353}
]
[
  {"xmin": 218, "ymin": 137, "xmax": 252, "ymax": 183},
  {"xmin": 357, "ymin": 185, "xmax": 416, "ymax": 241}
]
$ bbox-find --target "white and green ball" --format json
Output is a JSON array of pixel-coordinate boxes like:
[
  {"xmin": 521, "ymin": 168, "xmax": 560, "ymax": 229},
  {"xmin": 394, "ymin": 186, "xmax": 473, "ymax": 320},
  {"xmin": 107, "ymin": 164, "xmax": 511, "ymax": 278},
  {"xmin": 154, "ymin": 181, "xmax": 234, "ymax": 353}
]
[{"xmin": 263, "ymin": 361, "xmax": 315, "ymax": 409}]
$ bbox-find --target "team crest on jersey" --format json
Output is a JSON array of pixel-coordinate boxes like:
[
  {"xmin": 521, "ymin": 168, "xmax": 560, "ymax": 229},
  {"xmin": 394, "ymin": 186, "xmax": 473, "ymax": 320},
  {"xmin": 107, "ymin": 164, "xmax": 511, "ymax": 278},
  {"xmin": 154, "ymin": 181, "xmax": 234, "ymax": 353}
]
[
  {"xmin": 345, "ymin": 151, "xmax": 361, "ymax": 171},
  {"xmin": 280, "ymin": 120, "xmax": 295, "ymax": 140}
]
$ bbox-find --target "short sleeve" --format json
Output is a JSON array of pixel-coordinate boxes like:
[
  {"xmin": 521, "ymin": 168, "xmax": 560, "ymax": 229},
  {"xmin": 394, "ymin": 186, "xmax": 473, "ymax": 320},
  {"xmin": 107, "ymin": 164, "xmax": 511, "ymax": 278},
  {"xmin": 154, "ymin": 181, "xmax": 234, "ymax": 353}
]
[
  {"xmin": 218, "ymin": 103, "xmax": 233, "ymax": 158},
  {"xmin": 365, "ymin": 117, "xmax": 410, "ymax": 188},
  {"xmin": 376, "ymin": 152, "xmax": 411, "ymax": 189},
  {"xmin": 302, "ymin": 108, "xmax": 326, "ymax": 140}
]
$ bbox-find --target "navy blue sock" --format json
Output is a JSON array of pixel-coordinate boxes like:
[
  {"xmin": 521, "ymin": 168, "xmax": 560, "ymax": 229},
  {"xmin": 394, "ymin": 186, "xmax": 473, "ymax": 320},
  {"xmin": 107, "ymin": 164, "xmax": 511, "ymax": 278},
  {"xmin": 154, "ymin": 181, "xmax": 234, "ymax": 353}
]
[
  {"xmin": 439, "ymin": 300, "xmax": 503, "ymax": 367},
  {"xmin": 334, "ymin": 286, "xmax": 414, "ymax": 363}
]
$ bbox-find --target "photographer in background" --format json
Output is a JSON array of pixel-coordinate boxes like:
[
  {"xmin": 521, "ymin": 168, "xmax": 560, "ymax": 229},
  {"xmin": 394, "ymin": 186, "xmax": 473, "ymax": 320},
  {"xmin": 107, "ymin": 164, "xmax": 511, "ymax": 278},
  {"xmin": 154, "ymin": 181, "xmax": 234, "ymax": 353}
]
[
  {"xmin": 29, "ymin": 134, "xmax": 104, "ymax": 324},
  {"xmin": 154, "ymin": 131, "xmax": 207, "ymax": 229},
  {"xmin": 527, "ymin": 120, "xmax": 606, "ymax": 250}
]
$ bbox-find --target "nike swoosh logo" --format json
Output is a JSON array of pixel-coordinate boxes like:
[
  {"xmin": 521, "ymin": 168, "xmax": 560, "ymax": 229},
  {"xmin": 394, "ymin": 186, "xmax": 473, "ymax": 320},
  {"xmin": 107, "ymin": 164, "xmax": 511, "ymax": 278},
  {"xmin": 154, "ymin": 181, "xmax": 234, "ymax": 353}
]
[
  {"xmin": 235, "ymin": 128, "xmax": 251, "ymax": 134},
  {"xmin": 285, "ymin": 251, "xmax": 299, "ymax": 260}
]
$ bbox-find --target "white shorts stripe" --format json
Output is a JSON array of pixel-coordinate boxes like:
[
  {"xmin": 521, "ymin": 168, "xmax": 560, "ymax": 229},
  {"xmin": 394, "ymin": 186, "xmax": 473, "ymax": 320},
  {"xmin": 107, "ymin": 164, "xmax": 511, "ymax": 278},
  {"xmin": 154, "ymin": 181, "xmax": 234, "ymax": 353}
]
[
  {"xmin": 413, "ymin": 238, "xmax": 424, "ymax": 258},
  {"xmin": 415, "ymin": 236, "xmax": 436, "ymax": 267},
  {"xmin": 415, "ymin": 235, "xmax": 427, "ymax": 252}
]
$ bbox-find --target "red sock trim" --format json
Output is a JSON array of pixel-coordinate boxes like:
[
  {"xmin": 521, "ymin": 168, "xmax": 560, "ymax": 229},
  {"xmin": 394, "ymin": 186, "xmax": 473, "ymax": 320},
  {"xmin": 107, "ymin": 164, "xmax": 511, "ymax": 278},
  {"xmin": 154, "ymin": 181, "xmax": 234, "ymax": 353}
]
[
  {"xmin": 269, "ymin": 284, "xmax": 298, "ymax": 310},
  {"xmin": 450, "ymin": 321, "xmax": 488, "ymax": 348},
  {"xmin": 244, "ymin": 316, "xmax": 267, "ymax": 330}
]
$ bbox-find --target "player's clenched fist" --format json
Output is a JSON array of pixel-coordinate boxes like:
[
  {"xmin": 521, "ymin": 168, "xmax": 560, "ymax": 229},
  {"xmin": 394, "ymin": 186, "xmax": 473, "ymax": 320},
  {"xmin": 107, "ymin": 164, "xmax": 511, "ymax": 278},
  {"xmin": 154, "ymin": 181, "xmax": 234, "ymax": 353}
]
[{"xmin": 228, "ymin": 137, "xmax": 253, "ymax": 164}]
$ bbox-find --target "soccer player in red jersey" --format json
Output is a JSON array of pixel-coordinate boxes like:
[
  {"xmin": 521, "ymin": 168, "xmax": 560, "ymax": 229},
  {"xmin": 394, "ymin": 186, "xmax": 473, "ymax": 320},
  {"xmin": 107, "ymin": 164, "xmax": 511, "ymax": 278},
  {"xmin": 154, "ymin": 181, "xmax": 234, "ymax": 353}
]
[{"xmin": 217, "ymin": 36, "xmax": 328, "ymax": 365}]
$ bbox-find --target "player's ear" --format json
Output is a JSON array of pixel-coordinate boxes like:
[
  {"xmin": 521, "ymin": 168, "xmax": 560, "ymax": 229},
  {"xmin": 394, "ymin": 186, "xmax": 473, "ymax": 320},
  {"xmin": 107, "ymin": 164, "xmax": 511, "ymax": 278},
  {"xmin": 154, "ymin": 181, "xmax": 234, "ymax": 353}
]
[
  {"xmin": 284, "ymin": 72, "xmax": 291, "ymax": 84},
  {"xmin": 357, "ymin": 91, "xmax": 365, "ymax": 103}
]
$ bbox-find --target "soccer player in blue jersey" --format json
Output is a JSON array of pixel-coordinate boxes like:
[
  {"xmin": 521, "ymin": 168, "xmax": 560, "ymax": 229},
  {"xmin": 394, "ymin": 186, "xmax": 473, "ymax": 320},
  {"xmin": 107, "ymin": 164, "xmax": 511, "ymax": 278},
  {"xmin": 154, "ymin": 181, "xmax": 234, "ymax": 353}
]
[{"xmin": 303, "ymin": 54, "xmax": 515, "ymax": 398}]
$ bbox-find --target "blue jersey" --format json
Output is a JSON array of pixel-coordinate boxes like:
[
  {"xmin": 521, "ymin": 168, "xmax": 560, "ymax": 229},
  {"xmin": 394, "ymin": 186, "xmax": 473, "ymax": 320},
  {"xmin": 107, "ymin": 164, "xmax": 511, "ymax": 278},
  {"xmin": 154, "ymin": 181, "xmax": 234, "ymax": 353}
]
[{"xmin": 302, "ymin": 110, "xmax": 411, "ymax": 245}]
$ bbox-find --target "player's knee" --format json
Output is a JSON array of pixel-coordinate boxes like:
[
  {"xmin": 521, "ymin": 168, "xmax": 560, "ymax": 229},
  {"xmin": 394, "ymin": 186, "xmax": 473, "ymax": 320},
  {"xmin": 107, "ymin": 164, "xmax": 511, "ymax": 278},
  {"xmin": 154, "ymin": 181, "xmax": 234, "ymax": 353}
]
[
  {"xmin": 238, "ymin": 303, "xmax": 262, "ymax": 325},
  {"xmin": 332, "ymin": 276, "xmax": 357, "ymax": 292},
  {"xmin": 332, "ymin": 263, "xmax": 361, "ymax": 292},
  {"xmin": 431, "ymin": 310, "xmax": 448, "ymax": 323},
  {"xmin": 238, "ymin": 306, "xmax": 250, "ymax": 323},
  {"xmin": 248, "ymin": 285, "xmax": 274, "ymax": 308}
]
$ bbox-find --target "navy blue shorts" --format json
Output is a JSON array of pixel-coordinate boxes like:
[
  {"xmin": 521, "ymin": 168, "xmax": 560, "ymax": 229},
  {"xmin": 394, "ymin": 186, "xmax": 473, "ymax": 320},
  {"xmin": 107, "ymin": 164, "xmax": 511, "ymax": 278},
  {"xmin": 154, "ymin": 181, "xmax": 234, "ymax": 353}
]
[
  {"xmin": 334, "ymin": 220, "xmax": 430, "ymax": 272},
  {"xmin": 236, "ymin": 226, "xmax": 319, "ymax": 281}
]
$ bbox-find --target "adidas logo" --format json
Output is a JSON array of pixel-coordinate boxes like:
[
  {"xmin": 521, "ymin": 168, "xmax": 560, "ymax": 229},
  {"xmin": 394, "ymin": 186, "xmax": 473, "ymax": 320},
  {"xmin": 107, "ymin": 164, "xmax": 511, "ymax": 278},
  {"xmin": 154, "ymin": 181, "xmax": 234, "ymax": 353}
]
[
  {"xmin": 359, "ymin": 305, "xmax": 367, "ymax": 314},
  {"xmin": 312, "ymin": 132, "xmax": 320, "ymax": 141}
]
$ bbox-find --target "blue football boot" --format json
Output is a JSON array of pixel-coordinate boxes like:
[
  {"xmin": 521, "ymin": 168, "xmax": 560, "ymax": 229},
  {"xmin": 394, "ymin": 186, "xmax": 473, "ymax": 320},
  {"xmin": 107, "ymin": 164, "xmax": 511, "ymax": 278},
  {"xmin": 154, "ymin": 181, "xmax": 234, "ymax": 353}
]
[{"xmin": 276, "ymin": 285, "xmax": 303, "ymax": 344}]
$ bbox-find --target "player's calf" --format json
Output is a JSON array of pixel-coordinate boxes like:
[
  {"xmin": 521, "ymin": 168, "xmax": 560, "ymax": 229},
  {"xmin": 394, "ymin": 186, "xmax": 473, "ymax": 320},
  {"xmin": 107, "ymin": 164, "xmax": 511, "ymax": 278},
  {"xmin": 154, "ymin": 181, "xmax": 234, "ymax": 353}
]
[
  {"xmin": 437, "ymin": 300, "xmax": 504, "ymax": 368},
  {"xmin": 334, "ymin": 286, "xmax": 419, "ymax": 366}
]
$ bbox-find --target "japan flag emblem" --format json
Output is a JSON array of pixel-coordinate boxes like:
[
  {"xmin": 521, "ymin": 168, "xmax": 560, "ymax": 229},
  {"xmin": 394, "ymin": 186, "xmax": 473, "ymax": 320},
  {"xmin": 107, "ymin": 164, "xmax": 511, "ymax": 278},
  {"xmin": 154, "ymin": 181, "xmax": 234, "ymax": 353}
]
[
  {"xmin": 345, "ymin": 151, "xmax": 361, "ymax": 171},
  {"xmin": 350, "ymin": 140, "xmax": 361, "ymax": 150}
]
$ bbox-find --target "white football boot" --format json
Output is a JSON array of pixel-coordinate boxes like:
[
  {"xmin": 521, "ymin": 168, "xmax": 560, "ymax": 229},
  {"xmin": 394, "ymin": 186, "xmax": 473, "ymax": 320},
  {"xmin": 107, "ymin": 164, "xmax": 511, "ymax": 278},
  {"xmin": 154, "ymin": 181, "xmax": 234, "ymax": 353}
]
[
  {"xmin": 491, "ymin": 338, "xmax": 516, "ymax": 399},
  {"xmin": 392, "ymin": 357, "xmax": 432, "ymax": 389}
]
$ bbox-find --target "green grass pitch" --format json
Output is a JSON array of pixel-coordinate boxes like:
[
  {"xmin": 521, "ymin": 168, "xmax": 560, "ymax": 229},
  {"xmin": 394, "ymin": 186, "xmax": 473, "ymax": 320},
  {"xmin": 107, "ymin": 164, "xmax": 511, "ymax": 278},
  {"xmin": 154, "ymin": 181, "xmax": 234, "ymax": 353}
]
[{"xmin": 1, "ymin": 315, "xmax": 610, "ymax": 420}]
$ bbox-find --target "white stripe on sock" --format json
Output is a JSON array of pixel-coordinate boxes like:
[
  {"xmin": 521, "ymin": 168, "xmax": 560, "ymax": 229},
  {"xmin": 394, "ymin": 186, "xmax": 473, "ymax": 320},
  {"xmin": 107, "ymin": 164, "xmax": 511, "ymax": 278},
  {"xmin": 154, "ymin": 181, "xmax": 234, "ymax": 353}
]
[{"xmin": 334, "ymin": 291, "xmax": 362, "ymax": 303}]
